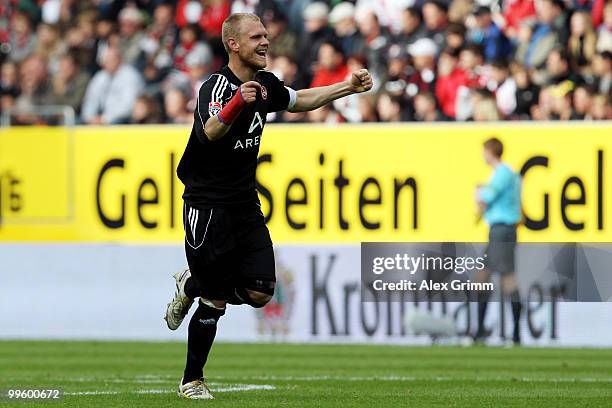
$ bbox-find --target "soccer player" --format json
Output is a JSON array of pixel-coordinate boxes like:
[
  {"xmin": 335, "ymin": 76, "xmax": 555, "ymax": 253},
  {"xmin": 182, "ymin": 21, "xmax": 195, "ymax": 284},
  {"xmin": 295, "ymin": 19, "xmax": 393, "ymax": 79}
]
[
  {"xmin": 163, "ymin": 13, "xmax": 372, "ymax": 399},
  {"xmin": 474, "ymin": 138, "xmax": 522, "ymax": 345}
]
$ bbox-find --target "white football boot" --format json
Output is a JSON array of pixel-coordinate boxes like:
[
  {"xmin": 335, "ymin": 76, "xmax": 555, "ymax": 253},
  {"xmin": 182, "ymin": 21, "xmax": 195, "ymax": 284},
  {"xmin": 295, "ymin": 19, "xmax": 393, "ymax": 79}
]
[
  {"xmin": 177, "ymin": 378, "xmax": 214, "ymax": 400},
  {"xmin": 164, "ymin": 269, "xmax": 194, "ymax": 330}
]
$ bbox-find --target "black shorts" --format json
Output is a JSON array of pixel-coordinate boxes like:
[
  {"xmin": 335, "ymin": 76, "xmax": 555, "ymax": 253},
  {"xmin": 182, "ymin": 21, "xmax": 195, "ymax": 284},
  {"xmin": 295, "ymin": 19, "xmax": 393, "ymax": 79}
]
[
  {"xmin": 183, "ymin": 201, "xmax": 275, "ymax": 300},
  {"xmin": 483, "ymin": 224, "xmax": 517, "ymax": 275}
]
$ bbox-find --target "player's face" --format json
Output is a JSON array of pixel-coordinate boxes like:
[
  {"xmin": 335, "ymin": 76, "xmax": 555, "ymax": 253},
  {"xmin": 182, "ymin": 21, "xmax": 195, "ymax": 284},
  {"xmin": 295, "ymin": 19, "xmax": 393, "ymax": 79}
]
[{"xmin": 238, "ymin": 20, "xmax": 269, "ymax": 70}]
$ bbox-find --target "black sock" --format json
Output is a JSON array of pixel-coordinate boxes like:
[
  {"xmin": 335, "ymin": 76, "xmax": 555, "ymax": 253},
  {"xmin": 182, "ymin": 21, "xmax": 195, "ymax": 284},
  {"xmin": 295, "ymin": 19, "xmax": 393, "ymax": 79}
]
[
  {"xmin": 184, "ymin": 277, "xmax": 199, "ymax": 299},
  {"xmin": 183, "ymin": 301, "xmax": 225, "ymax": 384},
  {"xmin": 510, "ymin": 290, "xmax": 522, "ymax": 342},
  {"xmin": 477, "ymin": 292, "xmax": 490, "ymax": 336}
]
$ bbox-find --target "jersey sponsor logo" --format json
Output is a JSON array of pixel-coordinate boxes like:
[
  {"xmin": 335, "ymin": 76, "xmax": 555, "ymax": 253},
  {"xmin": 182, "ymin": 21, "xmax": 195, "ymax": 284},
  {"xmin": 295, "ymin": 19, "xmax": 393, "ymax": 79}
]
[
  {"xmin": 261, "ymin": 85, "xmax": 267, "ymax": 100},
  {"xmin": 208, "ymin": 101, "xmax": 222, "ymax": 116},
  {"xmin": 248, "ymin": 112, "xmax": 264, "ymax": 134},
  {"xmin": 234, "ymin": 135, "xmax": 260, "ymax": 150}
]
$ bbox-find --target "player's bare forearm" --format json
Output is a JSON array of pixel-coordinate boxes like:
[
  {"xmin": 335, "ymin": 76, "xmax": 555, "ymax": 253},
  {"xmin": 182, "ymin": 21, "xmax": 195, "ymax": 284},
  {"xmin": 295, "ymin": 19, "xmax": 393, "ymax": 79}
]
[
  {"xmin": 289, "ymin": 69, "xmax": 373, "ymax": 112},
  {"xmin": 290, "ymin": 82, "xmax": 352, "ymax": 112},
  {"xmin": 204, "ymin": 116, "xmax": 230, "ymax": 141}
]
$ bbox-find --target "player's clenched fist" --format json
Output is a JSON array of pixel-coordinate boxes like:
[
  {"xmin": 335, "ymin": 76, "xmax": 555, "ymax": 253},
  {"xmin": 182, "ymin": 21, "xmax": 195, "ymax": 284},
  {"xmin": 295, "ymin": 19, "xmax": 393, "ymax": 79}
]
[
  {"xmin": 240, "ymin": 81, "xmax": 262, "ymax": 103},
  {"xmin": 349, "ymin": 69, "xmax": 373, "ymax": 93}
]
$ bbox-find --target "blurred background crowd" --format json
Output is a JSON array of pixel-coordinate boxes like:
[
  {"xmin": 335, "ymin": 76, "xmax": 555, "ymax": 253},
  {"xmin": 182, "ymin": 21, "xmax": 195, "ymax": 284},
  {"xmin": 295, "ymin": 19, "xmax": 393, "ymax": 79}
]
[{"xmin": 0, "ymin": 0, "xmax": 610, "ymax": 125}]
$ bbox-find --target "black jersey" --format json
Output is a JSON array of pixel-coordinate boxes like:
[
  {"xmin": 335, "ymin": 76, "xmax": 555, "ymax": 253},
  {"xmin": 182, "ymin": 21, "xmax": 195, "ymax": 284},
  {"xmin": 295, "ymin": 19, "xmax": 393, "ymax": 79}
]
[{"xmin": 177, "ymin": 66, "xmax": 292, "ymax": 208}]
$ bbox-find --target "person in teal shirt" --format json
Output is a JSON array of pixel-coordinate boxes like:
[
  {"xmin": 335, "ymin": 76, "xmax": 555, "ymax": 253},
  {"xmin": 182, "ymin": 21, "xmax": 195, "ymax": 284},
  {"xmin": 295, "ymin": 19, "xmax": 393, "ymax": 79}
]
[{"xmin": 474, "ymin": 137, "xmax": 523, "ymax": 345}]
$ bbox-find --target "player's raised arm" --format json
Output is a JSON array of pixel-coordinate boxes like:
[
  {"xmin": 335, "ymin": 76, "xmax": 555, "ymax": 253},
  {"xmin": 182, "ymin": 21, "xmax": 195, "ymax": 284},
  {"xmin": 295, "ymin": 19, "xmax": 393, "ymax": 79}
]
[
  {"xmin": 288, "ymin": 69, "xmax": 373, "ymax": 113},
  {"xmin": 202, "ymin": 81, "xmax": 261, "ymax": 142}
]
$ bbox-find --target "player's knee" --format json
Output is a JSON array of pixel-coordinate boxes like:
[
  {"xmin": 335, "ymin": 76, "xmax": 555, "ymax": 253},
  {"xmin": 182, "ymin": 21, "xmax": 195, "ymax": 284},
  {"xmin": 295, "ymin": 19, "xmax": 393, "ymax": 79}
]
[
  {"xmin": 245, "ymin": 289, "xmax": 272, "ymax": 308},
  {"xmin": 200, "ymin": 297, "xmax": 227, "ymax": 311}
]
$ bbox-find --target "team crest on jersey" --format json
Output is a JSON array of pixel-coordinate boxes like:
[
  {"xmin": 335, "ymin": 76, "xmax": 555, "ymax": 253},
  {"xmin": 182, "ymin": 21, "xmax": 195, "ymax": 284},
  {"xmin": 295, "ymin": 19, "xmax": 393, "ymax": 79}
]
[
  {"xmin": 208, "ymin": 101, "xmax": 222, "ymax": 116},
  {"xmin": 261, "ymin": 85, "xmax": 267, "ymax": 100}
]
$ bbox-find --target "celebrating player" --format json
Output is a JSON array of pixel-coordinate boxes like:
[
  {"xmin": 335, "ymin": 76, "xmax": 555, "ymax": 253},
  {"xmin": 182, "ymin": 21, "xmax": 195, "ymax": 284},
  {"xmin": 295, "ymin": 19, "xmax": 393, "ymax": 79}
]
[{"xmin": 163, "ymin": 13, "xmax": 372, "ymax": 399}]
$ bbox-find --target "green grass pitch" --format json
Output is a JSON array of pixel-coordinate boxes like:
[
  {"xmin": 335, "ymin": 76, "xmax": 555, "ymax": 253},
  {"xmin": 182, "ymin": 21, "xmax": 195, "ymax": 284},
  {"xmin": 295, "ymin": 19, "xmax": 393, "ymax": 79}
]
[{"xmin": 1, "ymin": 341, "xmax": 611, "ymax": 407}]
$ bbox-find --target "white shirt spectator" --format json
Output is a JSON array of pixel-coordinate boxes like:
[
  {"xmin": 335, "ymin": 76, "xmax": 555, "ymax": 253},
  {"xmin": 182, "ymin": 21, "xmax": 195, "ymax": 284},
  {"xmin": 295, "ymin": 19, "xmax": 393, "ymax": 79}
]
[
  {"xmin": 496, "ymin": 78, "xmax": 517, "ymax": 117},
  {"xmin": 81, "ymin": 64, "xmax": 144, "ymax": 124}
]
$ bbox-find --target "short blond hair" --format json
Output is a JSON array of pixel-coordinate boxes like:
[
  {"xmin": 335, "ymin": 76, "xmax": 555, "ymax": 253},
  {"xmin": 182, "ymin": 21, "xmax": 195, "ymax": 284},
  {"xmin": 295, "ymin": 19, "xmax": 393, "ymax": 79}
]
[{"xmin": 221, "ymin": 13, "xmax": 262, "ymax": 53}]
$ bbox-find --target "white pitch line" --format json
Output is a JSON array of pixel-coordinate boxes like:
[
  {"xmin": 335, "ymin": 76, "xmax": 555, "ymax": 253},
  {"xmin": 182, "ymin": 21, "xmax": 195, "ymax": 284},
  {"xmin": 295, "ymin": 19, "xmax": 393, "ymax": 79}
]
[
  {"xmin": 135, "ymin": 385, "xmax": 276, "ymax": 394},
  {"xmin": 64, "ymin": 384, "xmax": 276, "ymax": 397},
  {"xmin": 65, "ymin": 391, "xmax": 118, "ymax": 396},
  {"xmin": 212, "ymin": 374, "xmax": 612, "ymax": 384}
]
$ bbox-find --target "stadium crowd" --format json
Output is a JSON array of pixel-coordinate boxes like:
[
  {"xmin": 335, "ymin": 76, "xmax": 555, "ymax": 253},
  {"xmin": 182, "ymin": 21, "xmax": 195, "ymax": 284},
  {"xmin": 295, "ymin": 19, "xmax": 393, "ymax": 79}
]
[{"xmin": 0, "ymin": 0, "xmax": 610, "ymax": 125}]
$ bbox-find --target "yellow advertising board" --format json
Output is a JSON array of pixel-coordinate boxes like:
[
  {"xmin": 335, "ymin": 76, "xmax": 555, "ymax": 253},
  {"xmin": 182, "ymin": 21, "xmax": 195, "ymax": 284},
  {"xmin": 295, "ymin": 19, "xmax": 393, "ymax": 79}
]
[{"xmin": 0, "ymin": 123, "xmax": 610, "ymax": 243}]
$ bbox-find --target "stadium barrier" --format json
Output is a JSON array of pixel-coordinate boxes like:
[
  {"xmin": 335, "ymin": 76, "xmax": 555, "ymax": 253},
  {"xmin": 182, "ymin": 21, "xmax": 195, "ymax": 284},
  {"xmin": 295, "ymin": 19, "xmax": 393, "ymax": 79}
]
[
  {"xmin": 1, "ymin": 123, "xmax": 611, "ymax": 345},
  {"xmin": 1, "ymin": 122, "xmax": 612, "ymax": 242}
]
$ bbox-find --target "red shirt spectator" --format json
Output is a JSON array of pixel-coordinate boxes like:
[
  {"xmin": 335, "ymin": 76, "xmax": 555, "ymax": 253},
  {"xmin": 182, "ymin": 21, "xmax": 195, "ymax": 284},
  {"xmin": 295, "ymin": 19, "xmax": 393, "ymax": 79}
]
[
  {"xmin": 502, "ymin": 0, "xmax": 536, "ymax": 35},
  {"xmin": 310, "ymin": 42, "xmax": 349, "ymax": 88},
  {"xmin": 435, "ymin": 49, "xmax": 470, "ymax": 118},
  {"xmin": 176, "ymin": 0, "xmax": 230, "ymax": 38}
]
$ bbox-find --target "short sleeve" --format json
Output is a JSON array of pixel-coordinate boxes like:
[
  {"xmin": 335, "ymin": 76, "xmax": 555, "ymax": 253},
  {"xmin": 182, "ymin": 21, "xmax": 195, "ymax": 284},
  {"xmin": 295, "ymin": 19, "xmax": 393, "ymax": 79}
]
[
  {"xmin": 195, "ymin": 74, "xmax": 231, "ymax": 142},
  {"xmin": 259, "ymin": 71, "xmax": 294, "ymax": 113}
]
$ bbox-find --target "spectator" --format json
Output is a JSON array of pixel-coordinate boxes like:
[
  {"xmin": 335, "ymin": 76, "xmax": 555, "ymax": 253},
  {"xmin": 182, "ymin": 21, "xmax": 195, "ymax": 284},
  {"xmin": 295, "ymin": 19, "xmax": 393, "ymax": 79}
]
[
  {"xmin": 176, "ymin": 0, "xmax": 231, "ymax": 58},
  {"xmin": 396, "ymin": 7, "xmax": 426, "ymax": 48},
  {"xmin": 568, "ymin": 10, "xmax": 597, "ymax": 74},
  {"xmin": 34, "ymin": 24, "xmax": 66, "ymax": 75},
  {"xmin": 589, "ymin": 51, "xmax": 612, "ymax": 95},
  {"xmin": 385, "ymin": 44, "xmax": 412, "ymax": 99},
  {"xmin": 376, "ymin": 92, "xmax": 409, "ymax": 121},
  {"xmin": 468, "ymin": 6, "xmax": 512, "ymax": 62},
  {"xmin": 311, "ymin": 42, "xmax": 349, "ymax": 88},
  {"xmin": 329, "ymin": 2, "xmax": 363, "ymax": 58},
  {"xmin": 81, "ymin": 46, "xmax": 144, "ymax": 124},
  {"xmin": 531, "ymin": 85, "xmax": 555, "ymax": 120},
  {"xmin": 140, "ymin": 3, "xmax": 177, "ymax": 77},
  {"xmin": 357, "ymin": 9, "xmax": 392, "ymax": 86},
  {"xmin": 489, "ymin": 59, "xmax": 517, "ymax": 117},
  {"xmin": 15, "ymin": 55, "xmax": 53, "ymax": 112},
  {"xmin": 549, "ymin": 80, "xmax": 575, "ymax": 120},
  {"xmin": 512, "ymin": 63, "xmax": 540, "ymax": 119},
  {"xmin": 407, "ymin": 38, "xmax": 438, "ymax": 93},
  {"xmin": 49, "ymin": 52, "xmax": 90, "ymax": 114},
  {"xmin": 66, "ymin": 11, "xmax": 99, "ymax": 74},
  {"xmin": 263, "ymin": 8, "xmax": 298, "ymax": 60},
  {"xmin": 1, "ymin": 61, "xmax": 19, "ymax": 116},
  {"xmin": 571, "ymin": 84, "xmax": 593, "ymax": 119},
  {"xmin": 542, "ymin": 48, "xmax": 575, "ymax": 85},
  {"xmin": 269, "ymin": 55, "xmax": 306, "ymax": 90},
  {"xmin": 590, "ymin": 93, "xmax": 611, "ymax": 120},
  {"xmin": 131, "ymin": 94, "xmax": 162, "ymax": 124},
  {"xmin": 422, "ymin": 0, "xmax": 449, "ymax": 50},
  {"xmin": 460, "ymin": 44, "xmax": 485, "ymax": 85},
  {"xmin": 164, "ymin": 88, "xmax": 192, "ymax": 124},
  {"xmin": 1, "ymin": 61, "xmax": 19, "ymax": 97},
  {"xmin": 473, "ymin": 94, "xmax": 502, "ymax": 121},
  {"xmin": 9, "ymin": 12, "xmax": 36, "ymax": 63},
  {"xmin": 174, "ymin": 25, "xmax": 203, "ymax": 73},
  {"xmin": 298, "ymin": 2, "xmax": 333, "ymax": 82},
  {"xmin": 595, "ymin": 2, "xmax": 612, "ymax": 52},
  {"xmin": 334, "ymin": 54, "xmax": 368, "ymax": 122},
  {"xmin": 435, "ymin": 48, "xmax": 469, "ymax": 118},
  {"xmin": 414, "ymin": 92, "xmax": 446, "ymax": 121},
  {"xmin": 118, "ymin": 6, "xmax": 146, "ymax": 66},
  {"xmin": 521, "ymin": 0, "xmax": 566, "ymax": 68},
  {"xmin": 501, "ymin": 0, "xmax": 536, "ymax": 39},
  {"xmin": 1, "ymin": 0, "xmax": 608, "ymax": 124},
  {"xmin": 445, "ymin": 22, "xmax": 467, "ymax": 51}
]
